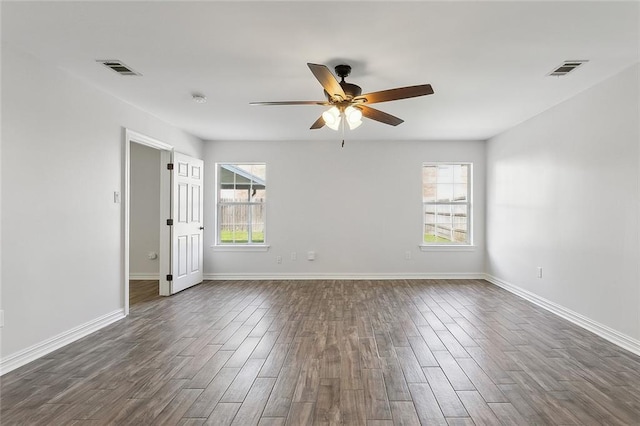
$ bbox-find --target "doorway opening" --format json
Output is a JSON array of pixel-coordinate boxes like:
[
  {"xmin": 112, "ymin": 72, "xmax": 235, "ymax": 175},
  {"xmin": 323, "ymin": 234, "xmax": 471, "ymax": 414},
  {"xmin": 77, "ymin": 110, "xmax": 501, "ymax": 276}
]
[
  {"xmin": 129, "ymin": 142, "xmax": 162, "ymax": 306},
  {"xmin": 124, "ymin": 129, "xmax": 173, "ymax": 315}
]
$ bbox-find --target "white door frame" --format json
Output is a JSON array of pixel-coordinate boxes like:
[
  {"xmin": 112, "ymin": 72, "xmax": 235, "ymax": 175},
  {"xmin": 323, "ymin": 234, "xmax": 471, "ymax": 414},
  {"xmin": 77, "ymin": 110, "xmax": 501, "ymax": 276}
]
[{"xmin": 123, "ymin": 128, "xmax": 173, "ymax": 316}]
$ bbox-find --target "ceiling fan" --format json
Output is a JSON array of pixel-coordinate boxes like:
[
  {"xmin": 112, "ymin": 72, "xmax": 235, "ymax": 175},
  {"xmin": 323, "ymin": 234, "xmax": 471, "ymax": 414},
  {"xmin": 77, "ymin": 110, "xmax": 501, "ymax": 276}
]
[{"xmin": 250, "ymin": 63, "xmax": 434, "ymax": 130}]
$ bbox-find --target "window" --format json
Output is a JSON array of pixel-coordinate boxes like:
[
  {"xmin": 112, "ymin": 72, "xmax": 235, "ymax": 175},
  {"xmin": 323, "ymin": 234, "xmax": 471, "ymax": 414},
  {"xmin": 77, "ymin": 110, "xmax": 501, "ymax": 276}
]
[
  {"xmin": 217, "ymin": 163, "xmax": 266, "ymax": 245},
  {"xmin": 422, "ymin": 163, "xmax": 471, "ymax": 245}
]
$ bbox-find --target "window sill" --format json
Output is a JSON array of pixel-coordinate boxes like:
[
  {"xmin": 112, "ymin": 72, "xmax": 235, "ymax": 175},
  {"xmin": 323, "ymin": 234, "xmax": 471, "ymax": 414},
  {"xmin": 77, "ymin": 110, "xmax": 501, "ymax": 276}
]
[
  {"xmin": 211, "ymin": 244, "xmax": 270, "ymax": 252},
  {"xmin": 419, "ymin": 244, "xmax": 476, "ymax": 252}
]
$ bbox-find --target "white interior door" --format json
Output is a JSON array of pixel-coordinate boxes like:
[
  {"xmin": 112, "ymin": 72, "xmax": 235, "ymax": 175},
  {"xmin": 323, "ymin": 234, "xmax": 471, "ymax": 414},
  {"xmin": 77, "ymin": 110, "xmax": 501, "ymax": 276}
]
[{"xmin": 170, "ymin": 152, "xmax": 204, "ymax": 294}]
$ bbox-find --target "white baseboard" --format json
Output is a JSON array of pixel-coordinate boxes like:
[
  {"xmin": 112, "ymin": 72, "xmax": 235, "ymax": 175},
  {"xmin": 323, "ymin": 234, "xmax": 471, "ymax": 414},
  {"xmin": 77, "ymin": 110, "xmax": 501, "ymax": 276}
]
[
  {"xmin": 129, "ymin": 273, "xmax": 159, "ymax": 280},
  {"xmin": 203, "ymin": 272, "xmax": 486, "ymax": 281},
  {"xmin": 0, "ymin": 309, "xmax": 126, "ymax": 376},
  {"xmin": 484, "ymin": 274, "xmax": 640, "ymax": 357}
]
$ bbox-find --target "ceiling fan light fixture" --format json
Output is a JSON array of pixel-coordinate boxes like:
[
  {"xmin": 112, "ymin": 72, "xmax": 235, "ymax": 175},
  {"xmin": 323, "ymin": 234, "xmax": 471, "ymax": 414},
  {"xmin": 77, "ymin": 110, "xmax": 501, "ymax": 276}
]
[
  {"xmin": 326, "ymin": 117, "xmax": 342, "ymax": 131},
  {"xmin": 322, "ymin": 106, "xmax": 341, "ymax": 130},
  {"xmin": 345, "ymin": 106, "xmax": 363, "ymax": 124},
  {"xmin": 347, "ymin": 119, "xmax": 362, "ymax": 130}
]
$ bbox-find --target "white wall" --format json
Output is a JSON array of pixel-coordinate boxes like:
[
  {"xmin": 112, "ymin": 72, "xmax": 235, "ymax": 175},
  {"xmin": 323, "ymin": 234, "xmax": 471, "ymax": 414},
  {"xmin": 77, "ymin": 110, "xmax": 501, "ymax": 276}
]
[
  {"xmin": 486, "ymin": 64, "xmax": 640, "ymax": 343},
  {"xmin": 129, "ymin": 143, "xmax": 161, "ymax": 279},
  {"xmin": 1, "ymin": 45, "xmax": 203, "ymax": 363},
  {"xmin": 0, "ymin": 6, "xmax": 4, "ymax": 359},
  {"xmin": 204, "ymin": 139, "xmax": 485, "ymax": 278}
]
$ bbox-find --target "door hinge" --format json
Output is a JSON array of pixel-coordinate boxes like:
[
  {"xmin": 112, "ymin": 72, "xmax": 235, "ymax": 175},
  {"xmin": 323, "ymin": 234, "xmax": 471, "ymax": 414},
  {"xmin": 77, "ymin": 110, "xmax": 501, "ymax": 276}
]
[
  {"xmin": 167, "ymin": 163, "xmax": 174, "ymax": 170},
  {"xmin": 166, "ymin": 274, "xmax": 173, "ymax": 281},
  {"xmin": 166, "ymin": 219, "xmax": 173, "ymax": 226}
]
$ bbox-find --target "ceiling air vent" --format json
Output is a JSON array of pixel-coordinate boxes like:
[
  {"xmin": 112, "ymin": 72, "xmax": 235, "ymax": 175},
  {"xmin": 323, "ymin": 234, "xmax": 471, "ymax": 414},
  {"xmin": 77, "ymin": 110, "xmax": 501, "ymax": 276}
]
[
  {"xmin": 548, "ymin": 60, "xmax": 588, "ymax": 77},
  {"xmin": 97, "ymin": 60, "xmax": 141, "ymax": 76}
]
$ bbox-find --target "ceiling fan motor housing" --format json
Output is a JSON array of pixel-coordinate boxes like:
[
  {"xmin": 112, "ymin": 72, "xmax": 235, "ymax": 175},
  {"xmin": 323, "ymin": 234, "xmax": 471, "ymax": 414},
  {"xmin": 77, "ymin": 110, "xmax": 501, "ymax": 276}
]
[
  {"xmin": 325, "ymin": 82, "xmax": 362, "ymax": 101},
  {"xmin": 335, "ymin": 64, "xmax": 362, "ymax": 99}
]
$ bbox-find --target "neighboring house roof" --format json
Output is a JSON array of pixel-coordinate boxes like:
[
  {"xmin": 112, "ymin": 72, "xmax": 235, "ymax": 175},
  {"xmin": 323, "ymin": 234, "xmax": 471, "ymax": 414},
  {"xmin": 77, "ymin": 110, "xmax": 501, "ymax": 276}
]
[{"xmin": 220, "ymin": 164, "xmax": 265, "ymax": 189}]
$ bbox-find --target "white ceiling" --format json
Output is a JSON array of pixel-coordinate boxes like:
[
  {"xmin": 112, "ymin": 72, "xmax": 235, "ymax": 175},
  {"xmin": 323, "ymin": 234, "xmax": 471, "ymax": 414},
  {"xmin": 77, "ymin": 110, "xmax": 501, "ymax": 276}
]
[{"xmin": 3, "ymin": 1, "xmax": 639, "ymax": 141}]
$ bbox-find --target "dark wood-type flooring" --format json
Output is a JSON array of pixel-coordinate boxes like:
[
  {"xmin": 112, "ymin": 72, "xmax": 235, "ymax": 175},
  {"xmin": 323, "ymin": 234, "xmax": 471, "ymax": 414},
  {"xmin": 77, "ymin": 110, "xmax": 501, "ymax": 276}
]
[
  {"xmin": 129, "ymin": 280, "xmax": 161, "ymax": 306},
  {"xmin": 2, "ymin": 279, "xmax": 640, "ymax": 425}
]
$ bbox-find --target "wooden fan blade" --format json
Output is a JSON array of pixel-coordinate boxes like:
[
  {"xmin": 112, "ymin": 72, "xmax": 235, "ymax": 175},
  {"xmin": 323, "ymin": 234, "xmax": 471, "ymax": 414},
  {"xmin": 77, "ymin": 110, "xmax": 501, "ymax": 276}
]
[
  {"xmin": 310, "ymin": 116, "xmax": 325, "ymax": 129},
  {"xmin": 358, "ymin": 84, "xmax": 434, "ymax": 104},
  {"xmin": 250, "ymin": 101, "xmax": 330, "ymax": 106},
  {"xmin": 359, "ymin": 105, "xmax": 404, "ymax": 126},
  {"xmin": 307, "ymin": 63, "xmax": 346, "ymax": 100}
]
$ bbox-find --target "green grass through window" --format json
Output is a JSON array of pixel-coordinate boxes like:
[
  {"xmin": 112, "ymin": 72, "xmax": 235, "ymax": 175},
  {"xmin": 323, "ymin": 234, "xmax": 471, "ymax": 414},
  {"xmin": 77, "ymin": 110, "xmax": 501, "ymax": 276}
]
[
  {"xmin": 424, "ymin": 234, "xmax": 452, "ymax": 243},
  {"xmin": 220, "ymin": 230, "xmax": 264, "ymax": 244}
]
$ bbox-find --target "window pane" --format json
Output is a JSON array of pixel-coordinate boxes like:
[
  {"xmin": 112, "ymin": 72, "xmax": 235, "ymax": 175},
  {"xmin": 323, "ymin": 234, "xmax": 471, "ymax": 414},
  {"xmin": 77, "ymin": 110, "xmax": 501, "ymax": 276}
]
[
  {"xmin": 423, "ymin": 165, "xmax": 438, "ymax": 185},
  {"xmin": 424, "ymin": 204, "xmax": 436, "ymax": 224},
  {"xmin": 220, "ymin": 204, "xmax": 247, "ymax": 243},
  {"xmin": 454, "ymin": 183, "xmax": 467, "ymax": 201},
  {"xmin": 251, "ymin": 204, "xmax": 265, "ymax": 243},
  {"xmin": 437, "ymin": 165, "xmax": 454, "ymax": 183},
  {"xmin": 435, "ymin": 205, "xmax": 452, "ymax": 225},
  {"xmin": 452, "ymin": 205, "xmax": 468, "ymax": 243},
  {"xmin": 423, "ymin": 182, "xmax": 437, "ymax": 202},
  {"xmin": 436, "ymin": 184, "xmax": 453, "ymax": 201},
  {"xmin": 453, "ymin": 164, "xmax": 467, "ymax": 183},
  {"xmin": 219, "ymin": 204, "xmax": 234, "ymax": 242},
  {"xmin": 220, "ymin": 167, "xmax": 235, "ymax": 184}
]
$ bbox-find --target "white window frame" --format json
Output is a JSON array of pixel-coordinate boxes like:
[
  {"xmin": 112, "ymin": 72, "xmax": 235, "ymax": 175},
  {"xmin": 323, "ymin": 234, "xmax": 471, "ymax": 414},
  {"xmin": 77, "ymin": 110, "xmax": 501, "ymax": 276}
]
[
  {"xmin": 214, "ymin": 163, "xmax": 268, "ymax": 250},
  {"xmin": 420, "ymin": 162, "xmax": 473, "ymax": 251}
]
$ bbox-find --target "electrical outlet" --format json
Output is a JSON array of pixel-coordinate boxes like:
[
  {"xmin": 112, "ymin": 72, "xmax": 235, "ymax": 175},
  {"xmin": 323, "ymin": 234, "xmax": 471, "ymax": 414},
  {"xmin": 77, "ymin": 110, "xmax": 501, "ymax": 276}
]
[
  {"xmin": 404, "ymin": 251, "xmax": 412, "ymax": 260},
  {"xmin": 291, "ymin": 252, "xmax": 297, "ymax": 261},
  {"xmin": 113, "ymin": 191, "xmax": 121, "ymax": 203},
  {"xmin": 307, "ymin": 251, "xmax": 315, "ymax": 261},
  {"xmin": 537, "ymin": 267, "xmax": 543, "ymax": 278},
  {"xmin": 276, "ymin": 256, "xmax": 282, "ymax": 264}
]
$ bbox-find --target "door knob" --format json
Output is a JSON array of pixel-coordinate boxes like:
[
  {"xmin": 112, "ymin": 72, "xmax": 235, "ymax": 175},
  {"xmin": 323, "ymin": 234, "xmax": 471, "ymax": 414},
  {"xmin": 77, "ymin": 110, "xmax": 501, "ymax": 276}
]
[{"xmin": 199, "ymin": 226, "xmax": 205, "ymax": 230}]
